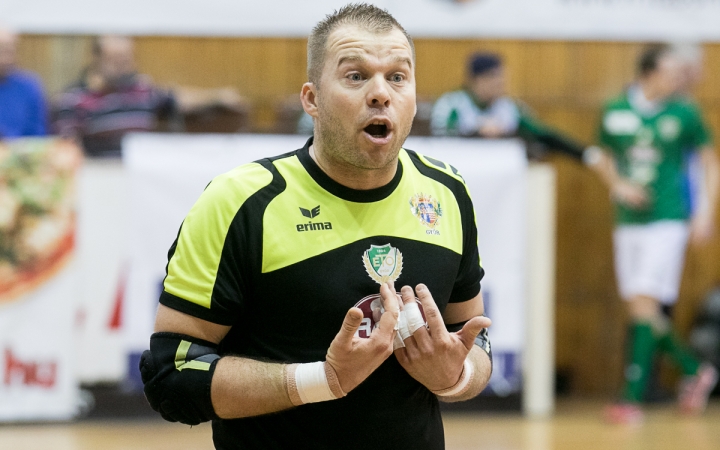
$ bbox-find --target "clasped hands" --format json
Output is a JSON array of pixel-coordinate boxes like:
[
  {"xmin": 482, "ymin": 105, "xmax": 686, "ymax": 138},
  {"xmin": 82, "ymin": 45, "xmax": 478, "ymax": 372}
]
[{"xmin": 326, "ymin": 283, "xmax": 491, "ymax": 394}]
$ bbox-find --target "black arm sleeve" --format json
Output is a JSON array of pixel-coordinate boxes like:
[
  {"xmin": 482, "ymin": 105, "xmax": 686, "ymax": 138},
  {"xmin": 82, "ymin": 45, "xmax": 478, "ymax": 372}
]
[
  {"xmin": 517, "ymin": 108, "xmax": 586, "ymax": 161},
  {"xmin": 140, "ymin": 332, "xmax": 220, "ymax": 425}
]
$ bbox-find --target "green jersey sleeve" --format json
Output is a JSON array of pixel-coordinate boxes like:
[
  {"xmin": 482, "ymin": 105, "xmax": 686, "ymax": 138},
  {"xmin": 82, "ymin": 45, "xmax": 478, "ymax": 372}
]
[{"xmin": 682, "ymin": 103, "xmax": 712, "ymax": 149}]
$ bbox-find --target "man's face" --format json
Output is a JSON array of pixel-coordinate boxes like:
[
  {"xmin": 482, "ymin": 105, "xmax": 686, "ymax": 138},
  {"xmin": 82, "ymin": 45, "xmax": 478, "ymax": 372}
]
[
  {"xmin": 469, "ymin": 67, "xmax": 506, "ymax": 103},
  {"xmin": 99, "ymin": 39, "xmax": 136, "ymax": 86},
  {"xmin": 310, "ymin": 25, "xmax": 416, "ymax": 171},
  {"xmin": 649, "ymin": 55, "xmax": 682, "ymax": 100},
  {"xmin": 678, "ymin": 58, "xmax": 703, "ymax": 95},
  {"xmin": 0, "ymin": 30, "xmax": 17, "ymax": 78}
]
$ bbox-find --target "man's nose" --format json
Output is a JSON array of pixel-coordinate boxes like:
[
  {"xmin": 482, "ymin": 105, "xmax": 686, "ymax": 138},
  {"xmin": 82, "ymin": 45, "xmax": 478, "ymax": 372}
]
[{"xmin": 366, "ymin": 74, "xmax": 391, "ymax": 108}]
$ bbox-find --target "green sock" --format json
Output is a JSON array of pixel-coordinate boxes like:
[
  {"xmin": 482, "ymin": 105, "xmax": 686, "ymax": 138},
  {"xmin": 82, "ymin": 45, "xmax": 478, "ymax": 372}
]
[
  {"xmin": 656, "ymin": 328, "xmax": 700, "ymax": 376},
  {"xmin": 622, "ymin": 322, "xmax": 657, "ymax": 403}
]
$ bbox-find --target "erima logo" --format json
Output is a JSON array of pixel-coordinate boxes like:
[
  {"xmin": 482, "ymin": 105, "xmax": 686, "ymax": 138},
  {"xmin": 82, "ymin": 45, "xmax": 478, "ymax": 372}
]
[
  {"xmin": 299, "ymin": 205, "xmax": 320, "ymax": 219},
  {"xmin": 297, "ymin": 205, "xmax": 332, "ymax": 232}
]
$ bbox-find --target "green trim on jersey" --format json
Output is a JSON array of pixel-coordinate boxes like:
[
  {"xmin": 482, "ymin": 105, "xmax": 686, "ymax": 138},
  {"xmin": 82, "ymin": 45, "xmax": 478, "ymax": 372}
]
[
  {"xmin": 163, "ymin": 163, "xmax": 273, "ymax": 309},
  {"xmin": 599, "ymin": 89, "xmax": 712, "ymax": 224}
]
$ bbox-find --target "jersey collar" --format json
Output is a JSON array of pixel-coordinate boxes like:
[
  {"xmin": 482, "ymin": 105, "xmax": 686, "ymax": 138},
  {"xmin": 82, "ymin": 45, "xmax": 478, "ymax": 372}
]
[{"xmin": 297, "ymin": 137, "xmax": 404, "ymax": 203}]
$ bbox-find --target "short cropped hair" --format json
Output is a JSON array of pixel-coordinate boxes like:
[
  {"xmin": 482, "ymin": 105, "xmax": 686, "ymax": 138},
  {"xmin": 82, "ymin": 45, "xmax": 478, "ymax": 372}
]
[
  {"xmin": 468, "ymin": 53, "xmax": 502, "ymax": 77},
  {"xmin": 637, "ymin": 43, "xmax": 672, "ymax": 78},
  {"xmin": 307, "ymin": 3, "xmax": 414, "ymax": 86}
]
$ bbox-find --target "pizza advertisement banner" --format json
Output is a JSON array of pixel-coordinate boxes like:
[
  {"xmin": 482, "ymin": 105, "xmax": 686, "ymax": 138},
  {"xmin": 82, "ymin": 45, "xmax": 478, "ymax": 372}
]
[{"xmin": 0, "ymin": 138, "xmax": 82, "ymax": 421}]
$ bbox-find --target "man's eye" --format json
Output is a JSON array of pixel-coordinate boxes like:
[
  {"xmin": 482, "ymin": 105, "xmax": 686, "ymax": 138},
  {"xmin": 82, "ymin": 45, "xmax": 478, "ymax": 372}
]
[
  {"xmin": 349, "ymin": 73, "xmax": 363, "ymax": 81},
  {"xmin": 391, "ymin": 74, "xmax": 404, "ymax": 82}
]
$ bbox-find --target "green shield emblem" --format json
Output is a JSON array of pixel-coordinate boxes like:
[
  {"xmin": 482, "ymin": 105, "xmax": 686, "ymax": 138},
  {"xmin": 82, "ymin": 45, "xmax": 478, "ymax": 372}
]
[{"xmin": 362, "ymin": 244, "xmax": 403, "ymax": 284}]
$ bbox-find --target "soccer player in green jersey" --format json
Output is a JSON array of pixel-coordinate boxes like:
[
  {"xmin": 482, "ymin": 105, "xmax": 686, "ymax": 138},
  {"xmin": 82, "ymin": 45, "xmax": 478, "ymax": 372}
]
[
  {"xmin": 430, "ymin": 52, "xmax": 592, "ymax": 161},
  {"xmin": 139, "ymin": 4, "xmax": 493, "ymax": 449},
  {"xmin": 586, "ymin": 44, "xmax": 720, "ymax": 424}
]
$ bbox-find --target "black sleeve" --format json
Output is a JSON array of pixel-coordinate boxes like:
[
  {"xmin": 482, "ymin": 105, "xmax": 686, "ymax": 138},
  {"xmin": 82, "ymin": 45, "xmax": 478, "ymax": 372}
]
[
  {"xmin": 448, "ymin": 176, "xmax": 484, "ymax": 303},
  {"xmin": 517, "ymin": 105, "xmax": 586, "ymax": 161}
]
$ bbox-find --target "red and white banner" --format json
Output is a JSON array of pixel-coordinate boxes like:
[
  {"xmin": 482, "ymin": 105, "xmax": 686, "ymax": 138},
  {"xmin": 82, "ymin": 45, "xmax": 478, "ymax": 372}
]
[{"xmin": 0, "ymin": 139, "xmax": 82, "ymax": 421}]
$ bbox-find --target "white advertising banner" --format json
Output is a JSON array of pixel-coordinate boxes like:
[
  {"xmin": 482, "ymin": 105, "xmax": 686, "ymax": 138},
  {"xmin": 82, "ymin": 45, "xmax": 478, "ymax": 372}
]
[
  {"xmin": 2, "ymin": 0, "xmax": 719, "ymax": 41},
  {"xmin": 123, "ymin": 134, "xmax": 526, "ymax": 395},
  {"xmin": 0, "ymin": 139, "xmax": 81, "ymax": 421}
]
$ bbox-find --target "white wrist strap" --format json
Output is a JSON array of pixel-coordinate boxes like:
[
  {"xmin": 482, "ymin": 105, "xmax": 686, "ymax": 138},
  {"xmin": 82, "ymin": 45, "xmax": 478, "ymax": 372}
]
[
  {"xmin": 285, "ymin": 362, "xmax": 346, "ymax": 406},
  {"xmin": 432, "ymin": 358, "xmax": 475, "ymax": 397}
]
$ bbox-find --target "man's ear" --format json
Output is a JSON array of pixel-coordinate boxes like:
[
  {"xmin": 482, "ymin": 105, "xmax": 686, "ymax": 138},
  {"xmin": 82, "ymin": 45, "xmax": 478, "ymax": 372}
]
[{"xmin": 300, "ymin": 82, "xmax": 319, "ymax": 118}]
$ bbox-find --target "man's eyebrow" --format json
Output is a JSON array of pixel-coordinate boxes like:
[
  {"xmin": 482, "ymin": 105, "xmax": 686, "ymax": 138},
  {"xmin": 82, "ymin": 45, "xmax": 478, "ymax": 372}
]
[
  {"xmin": 393, "ymin": 55, "xmax": 413, "ymax": 69},
  {"xmin": 337, "ymin": 55, "xmax": 366, "ymax": 66},
  {"xmin": 336, "ymin": 54, "xmax": 413, "ymax": 69}
]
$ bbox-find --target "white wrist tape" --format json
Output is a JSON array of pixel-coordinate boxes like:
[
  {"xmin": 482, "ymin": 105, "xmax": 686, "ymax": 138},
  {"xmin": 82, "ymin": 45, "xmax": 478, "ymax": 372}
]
[
  {"xmin": 394, "ymin": 310, "xmax": 409, "ymax": 350},
  {"xmin": 431, "ymin": 358, "xmax": 475, "ymax": 398},
  {"xmin": 403, "ymin": 302, "xmax": 426, "ymax": 335},
  {"xmin": 285, "ymin": 362, "xmax": 346, "ymax": 406}
]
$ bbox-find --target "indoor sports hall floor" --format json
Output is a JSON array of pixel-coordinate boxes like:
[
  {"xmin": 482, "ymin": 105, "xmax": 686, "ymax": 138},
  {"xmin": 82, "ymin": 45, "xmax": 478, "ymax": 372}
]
[{"xmin": 2, "ymin": 399, "xmax": 719, "ymax": 450}]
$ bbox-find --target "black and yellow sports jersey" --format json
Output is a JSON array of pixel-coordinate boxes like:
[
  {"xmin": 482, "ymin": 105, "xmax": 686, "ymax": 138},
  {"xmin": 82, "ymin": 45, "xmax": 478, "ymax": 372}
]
[{"xmin": 160, "ymin": 137, "xmax": 484, "ymax": 450}]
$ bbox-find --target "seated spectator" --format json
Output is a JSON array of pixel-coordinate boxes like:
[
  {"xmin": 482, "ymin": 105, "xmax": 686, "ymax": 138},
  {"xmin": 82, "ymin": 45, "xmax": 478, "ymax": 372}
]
[
  {"xmin": 53, "ymin": 35, "xmax": 245, "ymax": 157},
  {"xmin": 0, "ymin": 26, "xmax": 48, "ymax": 138},
  {"xmin": 431, "ymin": 52, "xmax": 589, "ymax": 161}
]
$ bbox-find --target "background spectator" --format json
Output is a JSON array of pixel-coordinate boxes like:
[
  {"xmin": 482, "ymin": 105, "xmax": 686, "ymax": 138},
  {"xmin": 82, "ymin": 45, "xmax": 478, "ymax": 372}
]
[
  {"xmin": 431, "ymin": 52, "xmax": 589, "ymax": 161},
  {"xmin": 0, "ymin": 26, "xmax": 48, "ymax": 138},
  {"xmin": 53, "ymin": 35, "xmax": 246, "ymax": 157}
]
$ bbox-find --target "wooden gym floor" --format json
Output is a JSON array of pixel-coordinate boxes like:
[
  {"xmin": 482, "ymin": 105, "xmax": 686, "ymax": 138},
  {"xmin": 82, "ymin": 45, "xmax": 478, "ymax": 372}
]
[{"xmin": 2, "ymin": 399, "xmax": 719, "ymax": 450}]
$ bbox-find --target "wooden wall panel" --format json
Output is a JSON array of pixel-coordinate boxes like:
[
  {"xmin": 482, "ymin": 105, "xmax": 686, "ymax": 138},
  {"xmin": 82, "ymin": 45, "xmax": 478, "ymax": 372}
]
[{"xmin": 13, "ymin": 35, "xmax": 720, "ymax": 396}]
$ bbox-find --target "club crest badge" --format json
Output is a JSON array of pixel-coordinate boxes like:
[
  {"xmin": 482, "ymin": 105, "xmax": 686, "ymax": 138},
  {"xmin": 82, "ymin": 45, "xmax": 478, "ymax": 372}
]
[
  {"xmin": 409, "ymin": 193, "xmax": 442, "ymax": 229},
  {"xmin": 362, "ymin": 244, "xmax": 403, "ymax": 285}
]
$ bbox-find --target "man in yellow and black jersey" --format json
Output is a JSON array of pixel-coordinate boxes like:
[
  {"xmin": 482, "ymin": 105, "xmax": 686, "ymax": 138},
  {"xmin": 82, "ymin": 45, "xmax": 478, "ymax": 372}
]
[{"xmin": 139, "ymin": 4, "xmax": 493, "ymax": 449}]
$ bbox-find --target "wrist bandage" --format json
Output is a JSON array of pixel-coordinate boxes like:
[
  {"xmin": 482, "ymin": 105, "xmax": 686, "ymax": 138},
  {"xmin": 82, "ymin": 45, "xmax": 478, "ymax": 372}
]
[
  {"xmin": 394, "ymin": 301, "xmax": 428, "ymax": 349},
  {"xmin": 431, "ymin": 358, "xmax": 475, "ymax": 398},
  {"xmin": 285, "ymin": 362, "xmax": 346, "ymax": 406}
]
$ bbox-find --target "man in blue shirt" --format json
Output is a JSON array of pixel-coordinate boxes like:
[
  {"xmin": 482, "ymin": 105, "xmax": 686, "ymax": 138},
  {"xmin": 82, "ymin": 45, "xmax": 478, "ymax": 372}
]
[{"xmin": 0, "ymin": 27, "xmax": 48, "ymax": 138}]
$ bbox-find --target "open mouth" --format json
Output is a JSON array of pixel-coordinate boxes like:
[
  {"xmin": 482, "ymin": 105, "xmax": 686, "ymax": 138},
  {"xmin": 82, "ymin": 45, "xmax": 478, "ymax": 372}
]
[{"xmin": 364, "ymin": 123, "xmax": 389, "ymax": 138}]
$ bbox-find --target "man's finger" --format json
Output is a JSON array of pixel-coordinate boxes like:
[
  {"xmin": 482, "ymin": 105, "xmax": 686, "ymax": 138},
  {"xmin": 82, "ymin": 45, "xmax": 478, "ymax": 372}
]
[
  {"xmin": 334, "ymin": 307, "xmax": 364, "ymax": 349},
  {"xmin": 399, "ymin": 285, "xmax": 432, "ymax": 345},
  {"xmin": 400, "ymin": 285, "xmax": 415, "ymax": 306},
  {"xmin": 396, "ymin": 334, "xmax": 421, "ymax": 360},
  {"xmin": 415, "ymin": 284, "xmax": 446, "ymax": 339},
  {"xmin": 379, "ymin": 283, "xmax": 400, "ymax": 314},
  {"xmin": 455, "ymin": 316, "xmax": 490, "ymax": 350},
  {"xmin": 372, "ymin": 284, "xmax": 399, "ymax": 340}
]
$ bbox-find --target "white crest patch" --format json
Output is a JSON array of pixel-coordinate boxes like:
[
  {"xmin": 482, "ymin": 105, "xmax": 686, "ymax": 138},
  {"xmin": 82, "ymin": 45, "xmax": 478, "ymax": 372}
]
[
  {"xmin": 658, "ymin": 115, "xmax": 681, "ymax": 141},
  {"xmin": 604, "ymin": 110, "xmax": 641, "ymax": 135}
]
